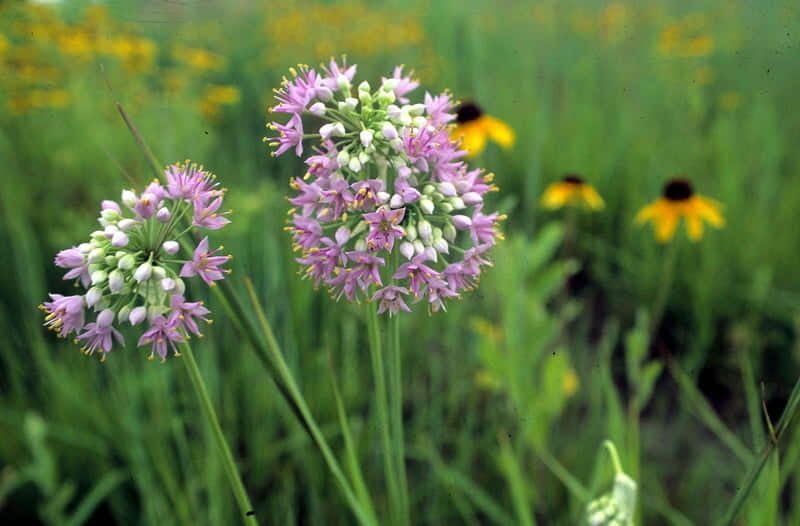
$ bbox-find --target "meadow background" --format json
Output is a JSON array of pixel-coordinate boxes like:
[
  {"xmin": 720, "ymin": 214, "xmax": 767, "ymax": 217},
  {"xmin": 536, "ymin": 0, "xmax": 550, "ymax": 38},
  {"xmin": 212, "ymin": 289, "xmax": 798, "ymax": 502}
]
[{"xmin": 1, "ymin": 0, "xmax": 800, "ymax": 524}]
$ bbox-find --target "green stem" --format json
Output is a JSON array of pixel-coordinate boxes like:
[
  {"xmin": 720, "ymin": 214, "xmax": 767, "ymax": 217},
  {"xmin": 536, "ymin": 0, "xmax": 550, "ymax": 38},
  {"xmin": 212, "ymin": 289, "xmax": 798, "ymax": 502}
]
[
  {"xmin": 115, "ymin": 103, "xmax": 163, "ymax": 179},
  {"xmin": 388, "ymin": 303, "xmax": 410, "ymax": 524},
  {"xmin": 717, "ymin": 374, "xmax": 800, "ymax": 525},
  {"xmin": 366, "ymin": 303, "xmax": 402, "ymax": 525},
  {"xmin": 649, "ymin": 238, "xmax": 680, "ymax": 337},
  {"xmin": 603, "ymin": 440, "xmax": 624, "ymax": 475},
  {"xmin": 179, "ymin": 342, "xmax": 258, "ymax": 525}
]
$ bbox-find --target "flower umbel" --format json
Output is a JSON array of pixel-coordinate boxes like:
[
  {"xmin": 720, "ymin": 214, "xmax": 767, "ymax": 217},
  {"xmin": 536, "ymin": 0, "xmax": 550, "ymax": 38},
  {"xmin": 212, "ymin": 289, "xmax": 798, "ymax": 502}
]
[
  {"xmin": 270, "ymin": 60, "xmax": 504, "ymax": 314},
  {"xmin": 635, "ymin": 177, "xmax": 724, "ymax": 242},
  {"xmin": 40, "ymin": 161, "xmax": 231, "ymax": 360},
  {"xmin": 541, "ymin": 174, "xmax": 605, "ymax": 211}
]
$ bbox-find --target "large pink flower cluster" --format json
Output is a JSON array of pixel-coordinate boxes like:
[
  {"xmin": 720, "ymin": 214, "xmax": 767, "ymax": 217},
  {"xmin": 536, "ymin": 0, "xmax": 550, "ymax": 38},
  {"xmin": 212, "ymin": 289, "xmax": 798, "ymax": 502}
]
[
  {"xmin": 40, "ymin": 162, "xmax": 231, "ymax": 360},
  {"xmin": 268, "ymin": 60, "xmax": 504, "ymax": 314}
]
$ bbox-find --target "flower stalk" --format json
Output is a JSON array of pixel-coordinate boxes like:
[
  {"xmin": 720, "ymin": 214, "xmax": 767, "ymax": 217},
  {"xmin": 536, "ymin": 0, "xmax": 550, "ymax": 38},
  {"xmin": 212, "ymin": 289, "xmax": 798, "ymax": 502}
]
[{"xmin": 180, "ymin": 342, "xmax": 258, "ymax": 525}]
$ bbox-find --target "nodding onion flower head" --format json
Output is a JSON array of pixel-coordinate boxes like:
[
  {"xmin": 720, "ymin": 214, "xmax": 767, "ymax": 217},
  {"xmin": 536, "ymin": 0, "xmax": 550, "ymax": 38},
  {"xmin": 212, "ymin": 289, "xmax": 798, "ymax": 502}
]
[
  {"xmin": 40, "ymin": 161, "xmax": 232, "ymax": 361},
  {"xmin": 267, "ymin": 58, "xmax": 505, "ymax": 314},
  {"xmin": 585, "ymin": 472, "xmax": 637, "ymax": 526}
]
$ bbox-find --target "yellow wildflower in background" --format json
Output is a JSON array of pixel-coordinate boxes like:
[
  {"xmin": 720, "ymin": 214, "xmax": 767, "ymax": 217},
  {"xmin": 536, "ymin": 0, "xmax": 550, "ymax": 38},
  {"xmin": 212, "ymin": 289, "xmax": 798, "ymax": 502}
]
[
  {"xmin": 657, "ymin": 13, "xmax": 715, "ymax": 58},
  {"xmin": 200, "ymin": 85, "xmax": 241, "ymax": 119},
  {"xmin": 173, "ymin": 45, "xmax": 224, "ymax": 71},
  {"xmin": 562, "ymin": 368, "xmax": 580, "ymax": 397},
  {"xmin": 541, "ymin": 174, "xmax": 605, "ymax": 211},
  {"xmin": 719, "ymin": 91, "xmax": 742, "ymax": 111},
  {"xmin": 451, "ymin": 101, "xmax": 515, "ymax": 158},
  {"xmin": 635, "ymin": 178, "xmax": 724, "ymax": 242}
]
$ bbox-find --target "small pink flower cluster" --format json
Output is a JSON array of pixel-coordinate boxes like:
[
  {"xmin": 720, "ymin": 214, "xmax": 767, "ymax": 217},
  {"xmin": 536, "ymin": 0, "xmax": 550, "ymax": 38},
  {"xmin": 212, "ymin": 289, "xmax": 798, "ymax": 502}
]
[
  {"xmin": 268, "ymin": 60, "xmax": 504, "ymax": 314},
  {"xmin": 40, "ymin": 162, "xmax": 231, "ymax": 361}
]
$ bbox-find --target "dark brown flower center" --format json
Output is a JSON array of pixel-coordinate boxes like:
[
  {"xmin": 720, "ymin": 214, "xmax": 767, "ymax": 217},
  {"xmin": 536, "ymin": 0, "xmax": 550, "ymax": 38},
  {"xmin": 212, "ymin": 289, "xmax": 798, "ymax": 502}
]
[
  {"xmin": 562, "ymin": 174, "xmax": 585, "ymax": 185},
  {"xmin": 455, "ymin": 101, "xmax": 483, "ymax": 124},
  {"xmin": 663, "ymin": 178, "xmax": 694, "ymax": 201}
]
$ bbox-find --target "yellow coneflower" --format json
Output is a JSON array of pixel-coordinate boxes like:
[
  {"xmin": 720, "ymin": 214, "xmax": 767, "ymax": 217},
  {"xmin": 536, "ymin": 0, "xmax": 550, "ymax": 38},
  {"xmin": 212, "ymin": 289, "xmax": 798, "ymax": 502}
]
[
  {"xmin": 451, "ymin": 101, "xmax": 515, "ymax": 158},
  {"xmin": 540, "ymin": 174, "xmax": 605, "ymax": 211},
  {"xmin": 635, "ymin": 178, "xmax": 724, "ymax": 243}
]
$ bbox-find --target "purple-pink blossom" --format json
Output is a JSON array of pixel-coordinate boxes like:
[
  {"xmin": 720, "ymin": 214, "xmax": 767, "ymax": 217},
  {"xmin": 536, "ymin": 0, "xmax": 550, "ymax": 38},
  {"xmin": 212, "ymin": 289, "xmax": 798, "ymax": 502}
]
[
  {"xmin": 41, "ymin": 294, "xmax": 85, "ymax": 337},
  {"xmin": 180, "ymin": 237, "xmax": 230, "ymax": 286}
]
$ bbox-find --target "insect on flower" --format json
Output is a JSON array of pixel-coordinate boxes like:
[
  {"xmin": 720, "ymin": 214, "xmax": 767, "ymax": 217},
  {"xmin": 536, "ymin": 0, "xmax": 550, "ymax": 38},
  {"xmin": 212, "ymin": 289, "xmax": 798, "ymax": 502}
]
[
  {"xmin": 40, "ymin": 162, "xmax": 232, "ymax": 361},
  {"xmin": 635, "ymin": 177, "xmax": 724, "ymax": 242},
  {"xmin": 268, "ymin": 59, "xmax": 505, "ymax": 314}
]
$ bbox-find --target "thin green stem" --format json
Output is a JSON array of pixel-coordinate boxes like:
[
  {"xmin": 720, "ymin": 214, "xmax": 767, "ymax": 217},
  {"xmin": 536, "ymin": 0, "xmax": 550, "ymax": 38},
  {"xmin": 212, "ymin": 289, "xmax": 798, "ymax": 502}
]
[
  {"xmin": 717, "ymin": 374, "xmax": 800, "ymax": 525},
  {"xmin": 649, "ymin": 238, "xmax": 680, "ymax": 337},
  {"xmin": 179, "ymin": 342, "xmax": 258, "ymax": 525},
  {"xmin": 116, "ymin": 103, "xmax": 163, "ymax": 179},
  {"xmin": 366, "ymin": 303, "xmax": 402, "ymax": 525},
  {"xmin": 388, "ymin": 304, "xmax": 409, "ymax": 524},
  {"xmin": 603, "ymin": 440, "xmax": 624, "ymax": 476}
]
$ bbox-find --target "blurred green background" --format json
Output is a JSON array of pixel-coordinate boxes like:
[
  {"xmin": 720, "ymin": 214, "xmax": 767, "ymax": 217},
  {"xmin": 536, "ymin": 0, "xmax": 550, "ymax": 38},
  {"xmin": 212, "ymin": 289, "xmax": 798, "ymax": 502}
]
[{"xmin": 1, "ymin": 0, "xmax": 799, "ymax": 524}]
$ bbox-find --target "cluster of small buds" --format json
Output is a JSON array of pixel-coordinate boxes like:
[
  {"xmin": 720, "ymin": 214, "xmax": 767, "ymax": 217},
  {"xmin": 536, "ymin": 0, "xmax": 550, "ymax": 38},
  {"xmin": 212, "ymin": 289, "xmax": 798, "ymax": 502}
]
[
  {"xmin": 267, "ymin": 59, "xmax": 504, "ymax": 314},
  {"xmin": 585, "ymin": 473, "xmax": 637, "ymax": 526},
  {"xmin": 40, "ymin": 162, "xmax": 232, "ymax": 361}
]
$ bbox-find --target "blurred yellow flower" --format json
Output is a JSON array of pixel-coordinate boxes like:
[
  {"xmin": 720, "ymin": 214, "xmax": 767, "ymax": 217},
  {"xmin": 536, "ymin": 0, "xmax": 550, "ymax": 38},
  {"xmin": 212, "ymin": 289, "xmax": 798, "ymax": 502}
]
[
  {"xmin": 451, "ymin": 101, "xmax": 515, "ymax": 158},
  {"xmin": 562, "ymin": 368, "xmax": 579, "ymax": 397},
  {"xmin": 685, "ymin": 35, "xmax": 714, "ymax": 57},
  {"xmin": 719, "ymin": 91, "xmax": 742, "ymax": 111},
  {"xmin": 599, "ymin": 3, "xmax": 629, "ymax": 43},
  {"xmin": 173, "ymin": 45, "xmax": 224, "ymax": 71},
  {"xmin": 200, "ymin": 85, "xmax": 241, "ymax": 119},
  {"xmin": 541, "ymin": 175, "xmax": 604, "ymax": 211},
  {"xmin": 635, "ymin": 178, "xmax": 724, "ymax": 242},
  {"xmin": 0, "ymin": 33, "xmax": 9, "ymax": 55},
  {"xmin": 57, "ymin": 31, "xmax": 94, "ymax": 58},
  {"xmin": 657, "ymin": 14, "xmax": 715, "ymax": 58},
  {"xmin": 471, "ymin": 317, "xmax": 503, "ymax": 343},
  {"xmin": 693, "ymin": 66, "xmax": 714, "ymax": 85},
  {"xmin": 474, "ymin": 369, "xmax": 501, "ymax": 391},
  {"xmin": 9, "ymin": 89, "xmax": 70, "ymax": 113}
]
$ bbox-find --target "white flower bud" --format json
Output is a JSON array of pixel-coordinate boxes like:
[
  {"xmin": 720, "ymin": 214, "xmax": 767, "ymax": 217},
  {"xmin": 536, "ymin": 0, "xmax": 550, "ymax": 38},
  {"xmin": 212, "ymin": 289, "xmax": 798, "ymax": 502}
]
[
  {"xmin": 354, "ymin": 238, "xmax": 367, "ymax": 252},
  {"xmin": 88, "ymin": 248, "xmax": 105, "ymax": 264},
  {"xmin": 422, "ymin": 184, "xmax": 436, "ymax": 195},
  {"xmin": 381, "ymin": 122, "xmax": 398, "ymax": 140},
  {"xmin": 152, "ymin": 266, "xmax": 166, "ymax": 280},
  {"xmin": 118, "ymin": 254, "xmax": 136, "ymax": 270},
  {"xmin": 129, "ymin": 306, "xmax": 147, "ymax": 326},
  {"xmin": 156, "ymin": 207, "xmax": 171, "ymax": 223},
  {"xmin": 412, "ymin": 116, "xmax": 427, "ymax": 128},
  {"xmin": 360, "ymin": 129, "xmax": 374, "ymax": 147},
  {"xmin": 420, "ymin": 198, "xmax": 435, "ymax": 215},
  {"xmin": 336, "ymin": 74, "xmax": 351, "ymax": 91},
  {"xmin": 443, "ymin": 223, "xmax": 457, "ymax": 242},
  {"xmin": 348, "ymin": 157, "xmax": 362, "ymax": 173},
  {"xmin": 358, "ymin": 80, "xmax": 371, "ymax": 92},
  {"xmin": 85, "ymin": 287, "xmax": 103, "ymax": 307},
  {"xmin": 175, "ymin": 278, "xmax": 186, "ymax": 295},
  {"xmin": 101, "ymin": 209, "xmax": 120, "ymax": 223},
  {"xmin": 315, "ymin": 86, "xmax": 333, "ymax": 101},
  {"xmin": 161, "ymin": 278, "xmax": 176, "ymax": 291},
  {"xmin": 434, "ymin": 238, "xmax": 449, "ymax": 254},
  {"xmin": 104, "ymin": 255, "xmax": 117, "ymax": 267},
  {"xmin": 377, "ymin": 191, "xmax": 390, "ymax": 203},
  {"xmin": 452, "ymin": 215, "xmax": 472, "ymax": 230},
  {"xmin": 433, "ymin": 227, "xmax": 443, "ymax": 240},
  {"xmin": 382, "ymin": 78, "xmax": 399, "ymax": 91},
  {"xmin": 338, "ymin": 98, "xmax": 358, "ymax": 112},
  {"xmin": 133, "ymin": 262, "xmax": 152, "ymax": 283},
  {"xmin": 439, "ymin": 202, "xmax": 454, "ymax": 213},
  {"xmin": 108, "ymin": 270, "xmax": 125, "ymax": 293},
  {"xmin": 438, "ymin": 182, "xmax": 457, "ymax": 197},
  {"xmin": 450, "ymin": 197, "xmax": 466, "ymax": 210},
  {"xmin": 399, "ymin": 241, "xmax": 415, "ymax": 260},
  {"xmin": 117, "ymin": 218, "xmax": 137, "ymax": 231},
  {"xmin": 91, "ymin": 270, "xmax": 108, "ymax": 285},
  {"xmin": 389, "ymin": 194, "xmax": 403, "ymax": 208},
  {"xmin": 78, "ymin": 243, "xmax": 93, "ymax": 253},
  {"xmin": 111, "ymin": 231, "xmax": 129, "ymax": 248},
  {"xmin": 336, "ymin": 150, "xmax": 350, "ymax": 166},
  {"xmin": 358, "ymin": 151, "xmax": 370, "ymax": 164},
  {"xmin": 332, "ymin": 122, "xmax": 346, "ymax": 136},
  {"xmin": 121, "ymin": 190, "xmax": 137, "ymax": 208},
  {"xmin": 418, "ymin": 219, "xmax": 433, "ymax": 242},
  {"xmin": 398, "ymin": 110, "xmax": 412, "ymax": 126},
  {"xmin": 359, "ymin": 91, "xmax": 372, "ymax": 106},
  {"xmin": 162, "ymin": 240, "xmax": 179, "ymax": 255},
  {"xmin": 413, "ymin": 240, "xmax": 425, "ymax": 255},
  {"xmin": 118, "ymin": 305, "xmax": 131, "ymax": 323},
  {"xmin": 308, "ymin": 102, "xmax": 326, "ymax": 116},
  {"xmin": 405, "ymin": 223, "xmax": 418, "ymax": 241},
  {"xmin": 462, "ymin": 192, "xmax": 482, "ymax": 206},
  {"xmin": 424, "ymin": 246, "xmax": 438, "ymax": 262},
  {"xmin": 377, "ymin": 89, "xmax": 396, "ymax": 105}
]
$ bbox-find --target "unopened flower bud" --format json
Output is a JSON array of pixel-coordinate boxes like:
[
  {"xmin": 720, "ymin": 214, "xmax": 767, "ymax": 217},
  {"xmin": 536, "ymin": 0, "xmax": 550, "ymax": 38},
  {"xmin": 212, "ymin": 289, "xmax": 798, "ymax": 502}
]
[
  {"xmin": 422, "ymin": 184, "xmax": 435, "ymax": 195},
  {"xmin": 88, "ymin": 248, "xmax": 105, "ymax": 264},
  {"xmin": 97, "ymin": 309, "xmax": 115, "ymax": 327},
  {"xmin": 418, "ymin": 220, "xmax": 433, "ymax": 242},
  {"xmin": 434, "ymin": 238, "xmax": 449, "ymax": 254},
  {"xmin": 424, "ymin": 246, "xmax": 438, "ymax": 262},
  {"xmin": 156, "ymin": 207, "xmax": 171, "ymax": 223},
  {"xmin": 377, "ymin": 89, "xmax": 396, "ymax": 105},
  {"xmin": 121, "ymin": 190, "xmax": 137, "ymax": 208},
  {"xmin": 452, "ymin": 215, "xmax": 472, "ymax": 230},
  {"xmin": 315, "ymin": 86, "xmax": 333, "ymax": 101},
  {"xmin": 438, "ymin": 182, "xmax": 457, "ymax": 197},
  {"xmin": 399, "ymin": 241, "xmax": 415, "ymax": 260},
  {"xmin": 382, "ymin": 122, "xmax": 398, "ymax": 140},
  {"xmin": 336, "ymin": 150, "xmax": 350, "ymax": 166},
  {"xmin": 412, "ymin": 116, "xmax": 427, "ymax": 128},
  {"xmin": 390, "ymin": 194, "xmax": 403, "ymax": 208},
  {"xmin": 377, "ymin": 191, "xmax": 390, "ymax": 203},
  {"xmin": 133, "ymin": 262, "xmax": 152, "ymax": 282},
  {"xmin": 439, "ymin": 202, "xmax": 454, "ymax": 213},
  {"xmin": 118, "ymin": 254, "xmax": 136, "ymax": 270},
  {"xmin": 101, "ymin": 208, "xmax": 120, "ymax": 222},
  {"xmin": 338, "ymin": 98, "xmax": 358, "ymax": 112},
  {"xmin": 450, "ymin": 197, "xmax": 466, "ymax": 210},
  {"xmin": 382, "ymin": 78, "xmax": 399, "ymax": 91},
  {"xmin": 462, "ymin": 192, "xmax": 483, "ymax": 206},
  {"xmin": 175, "ymin": 278, "xmax": 186, "ymax": 295},
  {"xmin": 108, "ymin": 270, "xmax": 125, "ymax": 293},
  {"xmin": 405, "ymin": 223, "xmax": 418, "ymax": 241},
  {"xmin": 152, "ymin": 266, "xmax": 166, "ymax": 280},
  {"xmin": 336, "ymin": 74, "xmax": 351, "ymax": 91},
  {"xmin": 118, "ymin": 305, "xmax": 131, "ymax": 323},
  {"xmin": 420, "ymin": 198, "xmax": 435, "ymax": 215},
  {"xmin": 308, "ymin": 102, "xmax": 326, "ymax": 116},
  {"xmin": 443, "ymin": 223, "xmax": 457, "ymax": 242},
  {"xmin": 129, "ymin": 306, "xmax": 147, "ymax": 326},
  {"xmin": 118, "ymin": 218, "xmax": 137, "ymax": 231},
  {"xmin": 360, "ymin": 129, "xmax": 374, "ymax": 147},
  {"xmin": 161, "ymin": 278, "xmax": 176, "ymax": 291},
  {"xmin": 104, "ymin": 255, "xmax": 117, "ymax": 267},
  {"xmin": 91, "ymin": 270, "xmax": 108, "ymax": 285},
  {"xmin": 111, "ymin": 231, "xmax": 129, "ymax": 248},
  {"xmin": 162, "ymin": 240, "xmax": 180, "ymax": 255},
  {"xmin": 85, "ymin": 287, "xmax": 103, "ymax": 307},
  {"xmin": 358, "ymin": 152, "xmax": 369, "ymax": 164},
  {"xmin": 78, "ymin": 243, "xmax": 93, "ymax": 253},
  {"xmin": 355, "ymin": 238, "xmax": 367, "ymax": 252},
  {"xmin": 413, "ymin": 240, "xmax": 425, "ymax": 255},
  {"xmin": 348, "ymin": 157, "xmax": 362, "ymax": 173}
]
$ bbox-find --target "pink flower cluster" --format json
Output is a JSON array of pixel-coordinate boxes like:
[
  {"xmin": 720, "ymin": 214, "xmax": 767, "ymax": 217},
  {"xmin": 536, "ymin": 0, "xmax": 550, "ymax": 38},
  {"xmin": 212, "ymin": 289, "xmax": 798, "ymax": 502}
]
[
  {"xmin": 40, "ymin": 162, "xmax": 231, "ymax": 361},
  {"xmin": 268, "ymin": 60, "xmax": 504, "ymax": 314}
]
